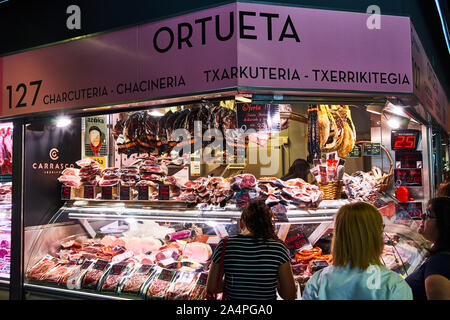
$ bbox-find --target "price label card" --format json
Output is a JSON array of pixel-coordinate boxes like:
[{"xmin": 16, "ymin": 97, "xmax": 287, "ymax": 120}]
[
  {"xmin": 394, "ymin": 168, "xmax": 422, "ymax": 186},
  {"xmin": 101, "ymin": 186, "xmax": 113, "ymax": 199},
  {"xmin": 84, "ymin": 185, "xmax": 95, "ymax": 199},
  {"xmin": 285, "ymin": 231, "xmax": 310, "ymax": 257},
  {"xmin": 61, "ymin": 186, "xmax": 71, "ymax": 200},
  {"xmin": 158, "ymin": 185, "xmax": 170, "ymax": 200},
  {"xmin": 396, "ymin": 202, "xmax": 423, "ymax": 219},
  {"xmin": 363, "ymin": 143, "xmax": 381, "ymax": 156},
  {"xmin": 120, "ymin": 186, "xmax": 131, "ymax": 200},
  {"xmin": 347, "ymin": 144, "xmax": 362, "ymax": 158},
  {"xmin": 138, "ymin": 186, "xmax": 149, "ymax": 200},
  {"xmin": 237, "ymin": 103, "xmax": 281, "ymax": 132}
]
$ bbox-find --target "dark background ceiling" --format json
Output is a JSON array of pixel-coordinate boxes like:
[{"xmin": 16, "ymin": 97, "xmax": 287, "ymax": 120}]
[{"xmin": 0, "ymin": 0, "xmax": 448, "ymax": 96}]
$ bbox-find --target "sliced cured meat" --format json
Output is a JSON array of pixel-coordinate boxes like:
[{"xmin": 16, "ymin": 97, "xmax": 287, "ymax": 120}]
[
  {"xmin": 26, "ymin": 256, "xmax": 59, "ymax": 280},
  {"xmin": 76, "ymin": 158, "xmax": 100, "ymax": 167},
  {"xmin": 61, "ymin": 240, "xmax": 82, "ymax": 249},
  {"xmin": 140, "ymin": 173, "xmax": 163, "ymax": 182},
  {"xmin": 120, "ymin": 167, "xmax": 139, "ymax": 175},
  {"xmin": 135, "ymin": 180, "xmax": 158, "ymax": 188},
  {"xmin": 99, "ymin": 178, "xmax": 120, "ymax": 186},
  {"xmin": 40, "ymin": 261, "xmax": 77, "ymax": 283},
  {"xmin": 101, "ymin": 260, "xmax": 135, "ymax": 292},
  {"xmin": 81, "ymin": 259, "xmax": 111, "ymax": 289},
  {"xmin": 182, "ymin": 242, "xmax": 212, "ymax": 264},
  {"xmin": 62, "ymin": 168, "xmax": 79, "ymax": 176},
  {"xmin": 147, "ymin": 269, "xmax": 177, "ymax": 299},
  {"xmin": 58, "ymin": 175, "xmax": 81, "ymax": 188},
  {"xmin": 121, "ymin": 264, "xmax": 155, "ymax": 294}
]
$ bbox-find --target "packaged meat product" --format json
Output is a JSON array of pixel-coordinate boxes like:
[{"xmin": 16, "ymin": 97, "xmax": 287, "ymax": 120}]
[
  {"xmin": 120, "ymin": 264, "xmax": 156, "ymax": 295},
  {"xmin": 166, "ymin": 271, "xmax": 198, "ymax": 300},
  {"xmin": 81, "ymin": 259, "xmax": 112, "ymax": 290},
  {"xmin": 61, "ymin": 168, "xmax": 79, "ymax": 176},
  {"xmin": 100, "ymin": 260, "xmax": 135, "ymax": 292},
  {"xmin": 40, "ymin": 260, "xmax": 78, "ymax": 284},
  {"xmin": 146, "ymin": 268, "xmax": 177, "ymax": 300},
  {"xmin": 188, "ymin": 272, "xmax": 208, "ymax": 300},
  {"xmin": 182, "ymin": 242, "xmax": 212, "ymax": 264},
  {"xmin": 59, "ymin": 259, "xmax": 95, "ymax": 289},
  {"xmin": 58, "ymin": 175, "xmax": 81, "ymax": 188},
  {"xmin": 76, "ymin": 158, "xmax": 100, "ymax": 167},
  {"xmin": 26, "ymin": 255, "xmax": 59, "ymax": 281}
]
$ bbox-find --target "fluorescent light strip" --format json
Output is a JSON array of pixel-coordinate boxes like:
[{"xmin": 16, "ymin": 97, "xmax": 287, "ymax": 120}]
[{"xmin": 435, "ymin": 0, "xmax": 450, "ymax": 55}]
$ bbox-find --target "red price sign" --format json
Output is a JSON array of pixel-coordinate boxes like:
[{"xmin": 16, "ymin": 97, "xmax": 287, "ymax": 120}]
[
  {"xmin": 394, "ymin": 168, "xmax": 422, "ymax": 186},
  {"xmin": 394, "ymin": 135, "xmax": 416, "ymax": 149},
  {"xmin": 158, "ymin": 185, "xmax": 170, "ymax": 200}
]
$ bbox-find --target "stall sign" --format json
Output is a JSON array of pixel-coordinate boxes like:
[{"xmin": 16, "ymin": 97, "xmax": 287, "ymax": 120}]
[
  {"xmin": 347, "ymin": 144, "xmax": 362, "ymax": 158},
  {"xmin": 363, "ymin": 143, "xmax": 381, "ymax": 156},
  {"xmin": 395, "ymin": 150, "xmax": 422, "ymax": 169},
  {"xmin": 411, "ymin": 25, "xmax": 450, "ymax": 132},
  {"xmin": 1, "ymin": 3, "xmax": 413, "ymax": 118},
  {"xmin": 394, "ymin": 168, "xmax": 422, "ymax": 186},
  {"xmin": 236, "ymin": 103, "xmax": 281, "ymax": 132},
  {"xmin": 396, "ymin": 202, "xmax": 422, "ymax": 219}
]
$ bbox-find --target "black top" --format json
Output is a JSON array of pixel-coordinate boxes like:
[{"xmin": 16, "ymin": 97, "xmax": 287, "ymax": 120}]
[
  {"xmin": 211, "ymin": 234, "xmax": 290, "ymax": 300},
  {"xmin": 405, "ymin": 252, "xmax": 450, "ymax": 300}
]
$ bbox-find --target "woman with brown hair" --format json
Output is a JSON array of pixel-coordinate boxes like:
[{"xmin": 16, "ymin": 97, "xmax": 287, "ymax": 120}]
[
  {"xmin": 206, "ymin": 200, "xmax": 297, "ymax": 300},
  {"xmin": 405, "ymin": 197, "xmax": 450, "ymax": 300},
  {"xmin": 302, "ymin": 202, "xmax": 412, "ymax": 300}
]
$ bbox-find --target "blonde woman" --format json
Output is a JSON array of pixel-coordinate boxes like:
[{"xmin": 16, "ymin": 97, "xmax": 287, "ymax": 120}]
[{"xmin": 302, "ymin": 202, "xmax": 412, "ymax": 300}]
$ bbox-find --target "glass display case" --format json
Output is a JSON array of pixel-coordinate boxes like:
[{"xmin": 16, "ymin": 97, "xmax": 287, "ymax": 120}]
[{"xmin": 23, "ymin": 199, "xmax": 428, "ymax": 300}]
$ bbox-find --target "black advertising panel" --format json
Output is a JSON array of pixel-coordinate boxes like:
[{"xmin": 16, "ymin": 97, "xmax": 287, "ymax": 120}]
[
  {"xmin": 394, "ymin": 168, "xmax": 423, "ymax": 186},
  {"xmin": 24, "ymin": 118, "xmax": 81, "ymax": 227},
  {"xmin": 391, "ymin": 129, "xmax": 421, "ymax": 151},
  {"xmin": 363, "ymin": 143, "xmax": 381, "ymax": 156},
  {"xmin": 236, "ymin": 103, "xmax": 280, "ymax": 132},
  {"xmin": 395, "ymin": 150, "xmax": 423, "ymax": 169},
  {"xmin": 347, "ymin": 144, "xmax": 362, "ymax": 158}
]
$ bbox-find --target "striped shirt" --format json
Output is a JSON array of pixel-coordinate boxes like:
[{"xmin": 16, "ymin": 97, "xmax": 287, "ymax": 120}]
[{"xmin": 211, "ymin": 235, "xmax": 290, "ymax": 300}]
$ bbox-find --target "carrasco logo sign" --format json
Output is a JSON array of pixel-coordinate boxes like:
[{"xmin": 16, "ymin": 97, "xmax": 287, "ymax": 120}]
[
  {"xmin": 32, "ymin": 148, "xmax": 74, "ymax": 173},
  {"xmin": 49, "ymin": 148, "xmax": 59, "ymax": 161}
]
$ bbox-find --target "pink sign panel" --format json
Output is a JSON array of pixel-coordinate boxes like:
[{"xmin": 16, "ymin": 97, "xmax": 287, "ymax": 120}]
[
  {"xmin": 411, "ymin": 25, "xmax": 449, "ymax": 131},
  {"xmin": 1, "ymin": 3, "xmax": 413, "ymax": 118},
  {"xmin": 236, "ymin": 3, "xmax": 413, "ymax": 93}
]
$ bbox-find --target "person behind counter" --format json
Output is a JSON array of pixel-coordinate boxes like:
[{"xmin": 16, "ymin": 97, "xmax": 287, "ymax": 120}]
[
  {"xmin": 282, "ymin": 159, "xmax": 310, "ymax": 181},
  {"xmin": 436, "ymin": 182, "xmax": 450, "ymax": 197},
  {"xmin": 206, "ymin": 200, "xmax": 297, "ymax": 300},
  {"xmin": 405, "ymin": 197, "xmax": 450, "ymax": 300},
  {"xmin": 302, "ymin": 202, "xmax": 412, "ymax": 300}
]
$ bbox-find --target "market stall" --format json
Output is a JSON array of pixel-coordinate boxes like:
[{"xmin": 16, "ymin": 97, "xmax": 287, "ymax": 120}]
[
  {"xmin": 1, "ymin": 2, "xmax": 447, "ymax": 300},
  {"xmin": 21, "ymin": 100, "xmax": 430, "ymax": 300}
]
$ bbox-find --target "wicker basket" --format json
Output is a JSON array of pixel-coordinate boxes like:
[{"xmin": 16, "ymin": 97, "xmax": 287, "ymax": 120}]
[
  {"xmin": 355, "ymin": 141, "xmax": 393, "ymax": 193},
  {"xmin": 318, "ymin": 180, "xmax": 344, "ymax": 200}
]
